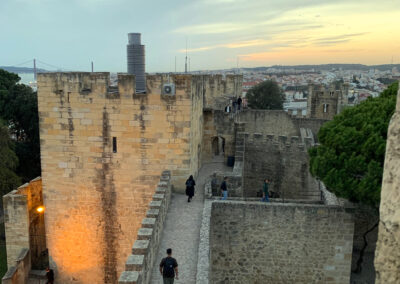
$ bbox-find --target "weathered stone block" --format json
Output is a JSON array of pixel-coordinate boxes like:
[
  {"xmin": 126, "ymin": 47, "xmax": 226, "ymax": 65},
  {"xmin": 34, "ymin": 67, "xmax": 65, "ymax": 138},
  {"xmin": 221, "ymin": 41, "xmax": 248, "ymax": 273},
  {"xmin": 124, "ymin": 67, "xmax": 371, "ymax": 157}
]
[
  {"xmin": 152, "ymin": 194, "xmax": 164, "ymax": 201},
  {"xmin": 132, "ymin": 240, "xmax": 149, "ymax": 255},
  {"xmin": 118, "ymin": 271, "xmax": 141, "ymax": 284},
  {"xmin": 125, "ymin": 255, "xmax": 145, "ymax": 271},
  {"xmin": 146, "ymin": 209, "xmax": 159, "ymax": 218},
  {"xmin": 149, "ymin": 201, "xmax": 162, "ymax": 209},
  {"xmin": 141, "ymin": 218, "xmax": 156, "ymax": 228},
  {"xmin": 137, "ymin": 228, "xmax": 153, "ymax": 240}
]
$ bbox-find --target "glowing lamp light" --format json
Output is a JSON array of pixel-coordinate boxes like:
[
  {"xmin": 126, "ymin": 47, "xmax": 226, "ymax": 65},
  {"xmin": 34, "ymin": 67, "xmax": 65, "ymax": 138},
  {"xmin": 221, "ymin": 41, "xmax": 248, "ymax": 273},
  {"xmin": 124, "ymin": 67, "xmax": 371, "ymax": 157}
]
[{"xmin": 36, "ymin": 206, "xmax": 45, "ymax": 213}]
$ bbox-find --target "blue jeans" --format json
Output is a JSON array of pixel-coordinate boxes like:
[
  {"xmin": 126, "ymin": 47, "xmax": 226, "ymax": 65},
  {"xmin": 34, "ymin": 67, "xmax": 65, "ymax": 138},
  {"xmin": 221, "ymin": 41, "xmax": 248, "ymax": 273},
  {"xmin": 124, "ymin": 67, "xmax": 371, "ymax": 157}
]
[
  {"xmin": 221, "ymin": 191, "xmax": 228, "ymax": 200},
  {"xmin": 261, "ymin": 194, "xmax": 269, "ymax": 202}
]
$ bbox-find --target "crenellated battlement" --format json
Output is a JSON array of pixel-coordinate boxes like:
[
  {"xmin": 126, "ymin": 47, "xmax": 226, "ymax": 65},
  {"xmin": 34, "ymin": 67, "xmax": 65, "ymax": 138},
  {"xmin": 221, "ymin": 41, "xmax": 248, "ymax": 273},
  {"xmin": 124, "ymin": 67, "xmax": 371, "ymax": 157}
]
[
  {"xmin": 241, "ymin": 132, "xmax": 315, "ymax": 151},
  {"xmin": 37, "ymin": 72, "xmax": 242, "ymax": 103}
]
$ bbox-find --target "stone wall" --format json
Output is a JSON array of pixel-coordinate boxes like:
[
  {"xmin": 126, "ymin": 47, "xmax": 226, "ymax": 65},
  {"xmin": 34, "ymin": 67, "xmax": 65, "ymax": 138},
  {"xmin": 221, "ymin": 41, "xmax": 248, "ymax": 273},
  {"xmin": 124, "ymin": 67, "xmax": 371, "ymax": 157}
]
[
  {"xmin": 243, "ymin": 133, "xmax": 320, "ymax": 199},
  {"xmin": 292, "ymin": 117, "xmax": 327, "ymax": 139},
  {"xmin": 36, "ymin": 72, "xmax": 208, "ymax": 283},
  {"xmin": 202, "ymin": 110, "xmax": 237, "ymax": 163},
  {"xmin": 1, "ymin": 248, "xmax": 30, "ymax": 284},
  {"xmin": 210, "ymin": 201, "xmax": 355, "ymax": 284},
  {"xmin": 210, "ymin": 132, "xmax": 245, "ymax": 198},
  {"xmin": 375, "ymin": 83, "xmax": 400, "ymax": 283},
  {"xmin": 202, "ymin": 75, "xmax": 242, "ymax": 109},
  {"xmin": 202, "ymin": 109, "xmax": 327, "ymax": 165},
  {"xmin": 119, "ymin": 171, "xmax": 171, "ymax": 284},
  {"xmin": 189, "ymin": 77, "xmax": 204, "ymax": 179},
  {"xmin": 2, "ymin": 177, "xmax": 45, "ymax": 271},
  {"xmin": 306, "ymin": 84, "xmax": 348, "ymax": 120},
  {"xmin": 238, "ymin": 110, "xmax": 300, "ymax": 136}
]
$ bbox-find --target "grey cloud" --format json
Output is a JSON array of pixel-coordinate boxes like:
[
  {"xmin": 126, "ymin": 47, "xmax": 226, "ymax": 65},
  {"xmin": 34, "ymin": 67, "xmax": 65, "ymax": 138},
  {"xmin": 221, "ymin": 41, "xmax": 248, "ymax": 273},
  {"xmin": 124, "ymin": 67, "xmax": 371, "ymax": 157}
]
[
  {"xmin": 317, "ymin": 33, "xmax": 369, "ymax": 41},
  {"xmin": 315, "ymin": 39, "xmax": 351, "ymax": 46}
]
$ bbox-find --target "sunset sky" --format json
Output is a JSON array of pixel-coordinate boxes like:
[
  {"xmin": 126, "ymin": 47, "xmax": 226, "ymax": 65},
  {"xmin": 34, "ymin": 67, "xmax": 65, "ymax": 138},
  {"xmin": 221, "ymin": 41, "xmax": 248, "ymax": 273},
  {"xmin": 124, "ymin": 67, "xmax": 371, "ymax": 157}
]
[{"xmin": 1, "ymin": 0, "xmax": 399, "ymax": 72}]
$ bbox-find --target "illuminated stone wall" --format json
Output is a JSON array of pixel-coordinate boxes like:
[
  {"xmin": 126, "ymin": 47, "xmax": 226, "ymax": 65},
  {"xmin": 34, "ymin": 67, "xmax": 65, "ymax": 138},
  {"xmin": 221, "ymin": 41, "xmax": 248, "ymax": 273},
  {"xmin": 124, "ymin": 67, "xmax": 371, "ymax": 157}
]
[
  {"xmin": 37, "ymin": 72, "xmax": 239, "ymax": 283},
  {"xmin": 3, "ymin": 177, "xmax": 45, "ymax": 272}
]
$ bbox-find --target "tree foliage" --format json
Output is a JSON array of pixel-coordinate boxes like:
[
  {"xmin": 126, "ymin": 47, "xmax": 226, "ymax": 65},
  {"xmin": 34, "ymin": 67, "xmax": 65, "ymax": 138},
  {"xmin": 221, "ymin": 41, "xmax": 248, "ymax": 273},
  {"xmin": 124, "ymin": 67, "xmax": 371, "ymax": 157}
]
[
  {"xmin": 309, "ymin": 82, "xmax": 399, "ymax": 208},
  {"xmin": 0, "ymin": 121, "xmax": 21, "ymax": 197},
  {"xmin": 0, "ymin": 69, "xmax": 40, "ymax": 182},
  {"xmin": 246, "ymin": 80, "xmax": 285, "ymax": 110}
]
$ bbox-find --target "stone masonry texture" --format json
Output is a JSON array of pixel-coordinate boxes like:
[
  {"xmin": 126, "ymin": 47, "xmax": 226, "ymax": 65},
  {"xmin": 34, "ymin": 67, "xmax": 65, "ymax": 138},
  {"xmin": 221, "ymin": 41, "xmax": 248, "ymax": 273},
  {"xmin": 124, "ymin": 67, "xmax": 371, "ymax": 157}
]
[
  {"xmin": 306, "ymin": 84, "xmax": 348, "ymax": 120},
  {"xmin": 243, "ymin": 133, "xmax": 320, "ymax": 199},
  {"xmin": 210, "ymin": 201, "xmax": 355, "ymax": 284},
  {"xmin": 375, "ymin": 82, "xmax": 400, "ymax": 283},
  {"xmin": 36, "ymin": 72, "xmax": 241, "ymax": 283},
  {"xmin": 3, "ymin": 177, "xmax": 45, "ymax": 271}
]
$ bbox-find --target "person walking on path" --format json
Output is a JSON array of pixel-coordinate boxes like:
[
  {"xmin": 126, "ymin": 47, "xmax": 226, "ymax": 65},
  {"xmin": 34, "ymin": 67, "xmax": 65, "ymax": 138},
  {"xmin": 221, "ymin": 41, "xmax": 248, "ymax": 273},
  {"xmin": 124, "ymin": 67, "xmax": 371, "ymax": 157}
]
[
  {"xmin": 159, "ymin": 248, "xmax": 179, "ymax": 284},
  {"xmin": 237, "ymin": 96, "xmax": 242, "ymax": 111},
  {"xmin": 261, "ymin": 178, "xmax": 270, "ymax": 202},
  {"xmin": 220, "ymin": 177, "xmax": 228, "ymax": 200},
  {"xmin": 185, "ymin": 175, "xmax": 196, "ymax": 202}
]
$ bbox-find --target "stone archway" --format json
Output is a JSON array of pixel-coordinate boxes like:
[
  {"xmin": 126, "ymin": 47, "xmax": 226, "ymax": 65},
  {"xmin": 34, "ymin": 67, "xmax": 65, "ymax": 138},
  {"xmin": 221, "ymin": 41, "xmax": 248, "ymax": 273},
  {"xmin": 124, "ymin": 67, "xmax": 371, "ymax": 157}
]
[{"xmin": 212, "ymin": 136, "xmax": 225, "ymax": 156}]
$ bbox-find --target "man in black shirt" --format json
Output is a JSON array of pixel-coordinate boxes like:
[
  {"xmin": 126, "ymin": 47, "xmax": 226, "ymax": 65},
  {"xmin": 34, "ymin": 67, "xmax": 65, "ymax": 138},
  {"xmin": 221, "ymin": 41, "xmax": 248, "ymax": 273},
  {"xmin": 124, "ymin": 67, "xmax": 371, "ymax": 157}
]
[{"xmin": 159, "ymin": 248, "xmax": 178, "ymax": 284}]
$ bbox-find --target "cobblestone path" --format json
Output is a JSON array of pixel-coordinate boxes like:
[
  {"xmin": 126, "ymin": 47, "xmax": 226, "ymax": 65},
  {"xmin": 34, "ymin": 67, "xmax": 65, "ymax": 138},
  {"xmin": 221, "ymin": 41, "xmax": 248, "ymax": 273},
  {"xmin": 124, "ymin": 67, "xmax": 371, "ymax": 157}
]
[{"xmin": 150, "ymin": 159, "xmax": 229, "ymax": 284}]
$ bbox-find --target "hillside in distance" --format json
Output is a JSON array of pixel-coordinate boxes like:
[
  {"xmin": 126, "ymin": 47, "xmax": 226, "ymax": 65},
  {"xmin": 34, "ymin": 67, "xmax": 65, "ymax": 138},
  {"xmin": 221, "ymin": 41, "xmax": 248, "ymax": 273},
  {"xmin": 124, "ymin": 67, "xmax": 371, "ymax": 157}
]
[
  {"xmin": 0, "ymin": 66, "xmax": 47, "ymax": 73},
  {"xmin": 239, "ymin": 64, "xmax": 400, "ymax": 72}
]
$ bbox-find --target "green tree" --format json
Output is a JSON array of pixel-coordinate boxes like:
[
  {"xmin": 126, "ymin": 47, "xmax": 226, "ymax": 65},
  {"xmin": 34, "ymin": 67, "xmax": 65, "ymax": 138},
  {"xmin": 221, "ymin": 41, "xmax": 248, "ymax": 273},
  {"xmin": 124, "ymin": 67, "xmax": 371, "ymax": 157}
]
[
  {"xmin": 309, "ymin": 82, "xmax": 399, "ymax": 208},
  {"xmin": 0, "ymin": 69, "xmax": 40, "ymax": 181},
  {"xmin": 246, "ymin": 80, "xmax": 285, "ymax": 110},
  {"xmin": 0, "ymin": 121, "xmax": 21, "ymax": 197}
]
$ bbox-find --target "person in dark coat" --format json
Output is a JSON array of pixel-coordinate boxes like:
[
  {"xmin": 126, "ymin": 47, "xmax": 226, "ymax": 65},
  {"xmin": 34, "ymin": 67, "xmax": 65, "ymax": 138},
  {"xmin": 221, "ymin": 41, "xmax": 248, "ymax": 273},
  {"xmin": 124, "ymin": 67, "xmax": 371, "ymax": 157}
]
[
  {"xmin": 185, "ymin": 175, "xmax": 196, "ymax": 202},
  {"xmin": 237, "ymin": 96, "xmax": 243, "ymax": 111},
  {"xmin": 46, "ymin": 267, "xmax": 54, "ymax": 284}
]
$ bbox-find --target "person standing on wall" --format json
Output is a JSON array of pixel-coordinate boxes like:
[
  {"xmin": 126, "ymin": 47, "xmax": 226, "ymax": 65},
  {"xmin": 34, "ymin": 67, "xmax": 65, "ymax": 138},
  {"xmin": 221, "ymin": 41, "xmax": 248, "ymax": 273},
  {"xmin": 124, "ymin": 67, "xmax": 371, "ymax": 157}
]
[
  {"xmin": 221, "ymin": 177, "xmax": 228, "ymax": 200},
  {"xmin": 237, "ymin": 96, "xmax": 243, "ymax": 111},
  {"xmin": 160, "ymin": 248, "xmax": 179, "ymax": 284},
  {"xmin": 243, "ymin": 96, "xmax": 248, "ymax": 108},
  {"xmin": 261, "ymin": 178, "xmax": 270, "ymax": 202},
  {"xmin": 232, "ymin": 99, "xmax": 237, "ymax": 113},
  {"xmin": 185, "ymin": 175, "xmax": 196, "ymax": 202}
]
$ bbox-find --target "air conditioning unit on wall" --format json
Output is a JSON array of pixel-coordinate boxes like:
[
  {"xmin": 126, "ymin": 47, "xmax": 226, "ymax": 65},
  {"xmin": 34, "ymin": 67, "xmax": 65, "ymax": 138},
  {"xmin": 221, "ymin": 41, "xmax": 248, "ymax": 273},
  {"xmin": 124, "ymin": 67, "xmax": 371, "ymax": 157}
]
[{"xmin": 163, "ymin": 83, "xmax": 175, "ymax": 95}]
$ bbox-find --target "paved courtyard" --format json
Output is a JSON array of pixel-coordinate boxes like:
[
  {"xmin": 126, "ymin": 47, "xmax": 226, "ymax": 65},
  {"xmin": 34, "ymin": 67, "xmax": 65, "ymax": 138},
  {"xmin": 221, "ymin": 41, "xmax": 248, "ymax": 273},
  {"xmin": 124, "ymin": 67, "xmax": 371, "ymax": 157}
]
[{"xmin": 150, "ymin": 157, "xmax": 229, "ymax": 283}]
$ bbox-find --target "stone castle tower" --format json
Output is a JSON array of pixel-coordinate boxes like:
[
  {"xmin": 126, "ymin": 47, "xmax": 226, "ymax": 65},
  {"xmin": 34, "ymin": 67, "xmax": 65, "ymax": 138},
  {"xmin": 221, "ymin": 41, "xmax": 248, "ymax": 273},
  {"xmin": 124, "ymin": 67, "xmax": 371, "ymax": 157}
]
[
  {"xmin": 307, "ymin": 83, "xmax": 349, "ymax": 120},
  {"xmin": 35, "ymin": 72, "xmax": 241, "ymax": 283}
]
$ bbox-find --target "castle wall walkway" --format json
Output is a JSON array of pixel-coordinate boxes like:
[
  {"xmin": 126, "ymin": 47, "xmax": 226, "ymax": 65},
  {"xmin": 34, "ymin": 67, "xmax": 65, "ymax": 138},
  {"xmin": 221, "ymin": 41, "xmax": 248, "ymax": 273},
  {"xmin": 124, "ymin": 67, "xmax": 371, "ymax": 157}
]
[{"xmin": 150, "ymin": 158, "xmax": 229, "ymax": 283}]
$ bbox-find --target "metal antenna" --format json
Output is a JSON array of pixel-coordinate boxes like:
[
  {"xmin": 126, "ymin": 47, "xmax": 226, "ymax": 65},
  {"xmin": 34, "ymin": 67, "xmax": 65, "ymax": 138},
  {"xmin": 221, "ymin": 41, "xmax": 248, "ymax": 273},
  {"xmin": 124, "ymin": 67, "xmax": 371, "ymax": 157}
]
[
  {"xmin": 185, "ymin": 38, "xmax": 188, "ymax": 73},
  {"xmin": 91, "ymin": 61, "xmax": 94, "ymax": 72},
  {"xmin": 33, "ymin": 58, "xmax": 37, "ymax": 81}
]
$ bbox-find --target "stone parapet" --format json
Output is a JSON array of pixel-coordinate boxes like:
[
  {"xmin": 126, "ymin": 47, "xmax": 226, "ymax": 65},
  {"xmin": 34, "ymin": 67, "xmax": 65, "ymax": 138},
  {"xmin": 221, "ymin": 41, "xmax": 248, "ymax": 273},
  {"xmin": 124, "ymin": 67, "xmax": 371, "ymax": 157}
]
[
  {"xmin": 244, "ymin": 133, "xmax": 315, "ymax": 151},
  {"xmin": 119, "ymin": 171, "xmax": 171, "ymax": 284},
  {"xmin": 209, "ymin": 200, "xmax": 355, "ymax": 283}
]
